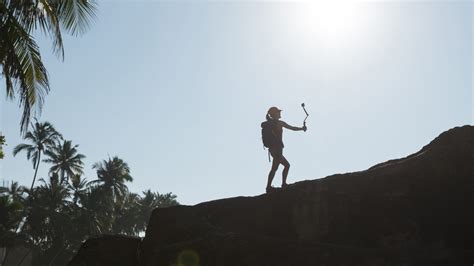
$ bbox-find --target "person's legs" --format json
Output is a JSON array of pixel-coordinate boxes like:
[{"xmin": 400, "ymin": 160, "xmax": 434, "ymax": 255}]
[
  {"xmin": 281, "ymin": 155, "xmax": 290, "ymax": 187},
  {"xmin": 267, "ymin": 154, "xmax": 280, "ymax": 189}
]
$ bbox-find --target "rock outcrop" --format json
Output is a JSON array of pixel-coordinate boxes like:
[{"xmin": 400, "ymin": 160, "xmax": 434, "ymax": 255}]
[
  {"xmin": 68, "ymin": 235, "xmax": 140, "ymax": 266},
  {"xmin": 70, "ymin": 125, "xmax": 474, "ymax": 266}
]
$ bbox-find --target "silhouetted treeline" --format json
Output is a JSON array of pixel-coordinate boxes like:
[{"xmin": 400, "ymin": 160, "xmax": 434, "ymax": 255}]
[{"xmin": 0, "ymin": 121, "xmax": 178, "ymax": 265}]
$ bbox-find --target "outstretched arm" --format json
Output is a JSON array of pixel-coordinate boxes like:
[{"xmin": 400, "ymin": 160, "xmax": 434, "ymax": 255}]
[{"xmin": 281, "ymin": 121, "xmax": 306, "ymax": 131}]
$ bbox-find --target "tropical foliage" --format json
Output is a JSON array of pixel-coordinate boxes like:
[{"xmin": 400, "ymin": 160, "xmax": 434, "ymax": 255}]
[
  {"xmin": 13, "ymin": 120, "xmax": 63, "ymax": 190},
  {"xmin": 91, "ymin": 156, "xmax": 133, "ymax": 202},
  {"xmin": 0, "ymin": 0, "xmax": 97, "ymax": 133},
  {"xmin": 0, "ymin": 134, "xmax": 5, "ymax": 159},
  {"xmin": 1, "ymin": 2, "xmax": 178, "ymax": 265},
  {"xmin": 1, "ymin": 121, "xmax": 179, "ymax": 265},
  {"xmin": 43, "ymin": 140, "xmax": 85, "ymax": 184}
]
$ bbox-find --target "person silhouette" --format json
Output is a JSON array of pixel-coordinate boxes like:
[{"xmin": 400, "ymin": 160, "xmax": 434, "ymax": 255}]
[{"xmin": 264, "ymin": 106, "xmax": 306, "ymax": 193}]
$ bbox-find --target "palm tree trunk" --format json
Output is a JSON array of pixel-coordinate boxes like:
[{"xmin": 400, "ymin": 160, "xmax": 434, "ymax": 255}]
[
  {"xmin": 1, "ymin": 247, "xmax": 9, "ymax": 266},
  {"xmin": 17, "ymin": 248, "xmax": 32, "ymax": 266},
  {"xmin": 48, "ymin": 245, "xmax": 64, "ymax": 266},
  {"xmin": 30, "ymin": 152, "xmax": 41, "ymax": 191}
]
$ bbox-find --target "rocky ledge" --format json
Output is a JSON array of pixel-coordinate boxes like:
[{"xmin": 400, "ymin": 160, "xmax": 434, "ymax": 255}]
[{"xmin": 70, "ymin": 125, "xmax": 474, "ymax": 266}]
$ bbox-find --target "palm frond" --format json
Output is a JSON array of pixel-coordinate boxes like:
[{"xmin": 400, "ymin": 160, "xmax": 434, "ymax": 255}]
[
  {"xmin": 12, "ymin": 143, "xmax": 31, "ymax": 156},
  {"xmin": 56, "ymin": 0, "xmax": 97, "ymax": 36},
  {"xmin": 37, "ymin": 0, "xmax": 65, "ymax": 58},
  {"xmin": 1, "ymin": 9, "xmax": 50, "ymax": 133},
  {"xmin": 23, "ymin": 131, "xmax": 36, "ymax": 142}
]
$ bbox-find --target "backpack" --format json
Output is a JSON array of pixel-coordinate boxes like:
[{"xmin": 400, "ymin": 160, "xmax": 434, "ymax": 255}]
[{"xmin": 261, "ymin": 120, "xmax": 278, "ymax": 148}]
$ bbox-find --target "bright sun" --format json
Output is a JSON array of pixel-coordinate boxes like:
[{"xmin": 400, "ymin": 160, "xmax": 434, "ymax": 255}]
[{"xmin": 293, "ymin": 1, "xmax": 369, "ymax": 47}]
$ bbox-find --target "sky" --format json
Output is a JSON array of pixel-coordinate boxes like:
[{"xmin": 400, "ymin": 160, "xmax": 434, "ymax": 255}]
[{"xmin": 0, "ymin": 1, "xmax": 472, "ymax": 205}]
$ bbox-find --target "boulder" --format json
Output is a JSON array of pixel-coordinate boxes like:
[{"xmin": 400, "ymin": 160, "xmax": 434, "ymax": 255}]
[{"xmin": 68, "ymin": 235, "xmax": 140, "ymax": 266}]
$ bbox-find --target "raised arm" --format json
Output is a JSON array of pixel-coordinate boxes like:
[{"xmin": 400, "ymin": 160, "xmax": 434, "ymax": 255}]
[{"xmin": 280, "ymin": 121, "xmax": 306, "ymax": 131}]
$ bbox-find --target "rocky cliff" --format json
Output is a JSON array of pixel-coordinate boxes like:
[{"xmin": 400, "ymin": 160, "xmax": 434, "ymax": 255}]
[{"xmin": 69, "ymin": 125, "xmax": 474, "ymax": 266}]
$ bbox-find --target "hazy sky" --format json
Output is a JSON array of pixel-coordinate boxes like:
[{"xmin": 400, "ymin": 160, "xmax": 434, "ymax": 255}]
[{"xmin": 1, "ymin": 1, "xmax": 472, "ymax": 205}]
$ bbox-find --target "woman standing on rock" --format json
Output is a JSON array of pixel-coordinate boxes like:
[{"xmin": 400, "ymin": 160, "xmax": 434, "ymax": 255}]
[{"xmin": 261, "ymin": 106, "xmax": 306, "ymax": 193}]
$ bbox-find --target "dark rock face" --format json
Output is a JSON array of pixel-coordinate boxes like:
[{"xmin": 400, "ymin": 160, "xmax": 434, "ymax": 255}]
[
  {"xmin": 68, "ymin": 235, "xmax": 140, "ymax": 266},
  {"xmin": 70, "ymin": 125, "xmax": 474, "ymax": 266}
]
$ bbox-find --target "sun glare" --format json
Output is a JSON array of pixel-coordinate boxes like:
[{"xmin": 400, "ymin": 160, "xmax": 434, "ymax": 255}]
[{"xmin": 293, "ymin": 1, "xmax": 370, "ymax": 48}]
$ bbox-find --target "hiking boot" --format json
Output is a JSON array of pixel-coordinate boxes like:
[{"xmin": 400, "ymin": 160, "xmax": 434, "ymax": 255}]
[{"xmin": 266, "ymin": 186, "xmax": 277, "ymax": 193}]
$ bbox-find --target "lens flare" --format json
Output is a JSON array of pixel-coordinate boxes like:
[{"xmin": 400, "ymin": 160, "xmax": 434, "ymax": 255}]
[{"xmin": 177, "ymin": 249, "xmax": 200, "ymax": 266}]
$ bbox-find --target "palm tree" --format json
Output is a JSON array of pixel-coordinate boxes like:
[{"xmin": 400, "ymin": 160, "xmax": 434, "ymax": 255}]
[
  {"xmin": 90, "ymin": 156, "xmax": 133, "ymax": 202},
  {"xmin": 5, "ymin": 181, "xmax": 27, "ymax": 203},
  {"xmin": 0, "ymin": 0, "xmax": 97, "ymax": 133},
  {"xmin": 136, "ymin": 190, "xmax": 178, "ymax": 233},
  {"xmin": 22, "ymin": 173, "xmax": 72, "ymax": 265},
  {"xmin": 0, "ymin": 181, "xmax": 25, "ymax": 231},
  {"xmin": 111, "ymin": 192, "xmax": 140, "ymax": 235},
  {"xmin": 35, "ymin": 174, "xmax": 70, "ymax": 219},
  {"xmin": 68, "ymin": 175, "xmax": 88, "ymax": 205},
  {"xmin": 13, "ymin": 120, "xmax": 63, "ymax": 190},
  {"xmin": 74, "ymin": 184, "xmax": 110, "ymax": 235},
  {"xmin": 43, "ymin": 140, "xmax": 85, "ymax": 184},
  {"xmin": 0, "ymin": 134, "xmax": 5, "ymax": 159},
  {"xmin": 0, "ymin": 193, "xmax": 23, "ymax": 263}
]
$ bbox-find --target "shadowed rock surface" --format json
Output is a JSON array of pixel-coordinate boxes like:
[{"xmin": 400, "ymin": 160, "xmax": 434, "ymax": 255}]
[
  {"xmin": 70, "ymin": 125, "xmax": 474, "ymax": 266},
  {"xmin": 68, "ymin": 235, "xmax": 140, "ymax": 266}
]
